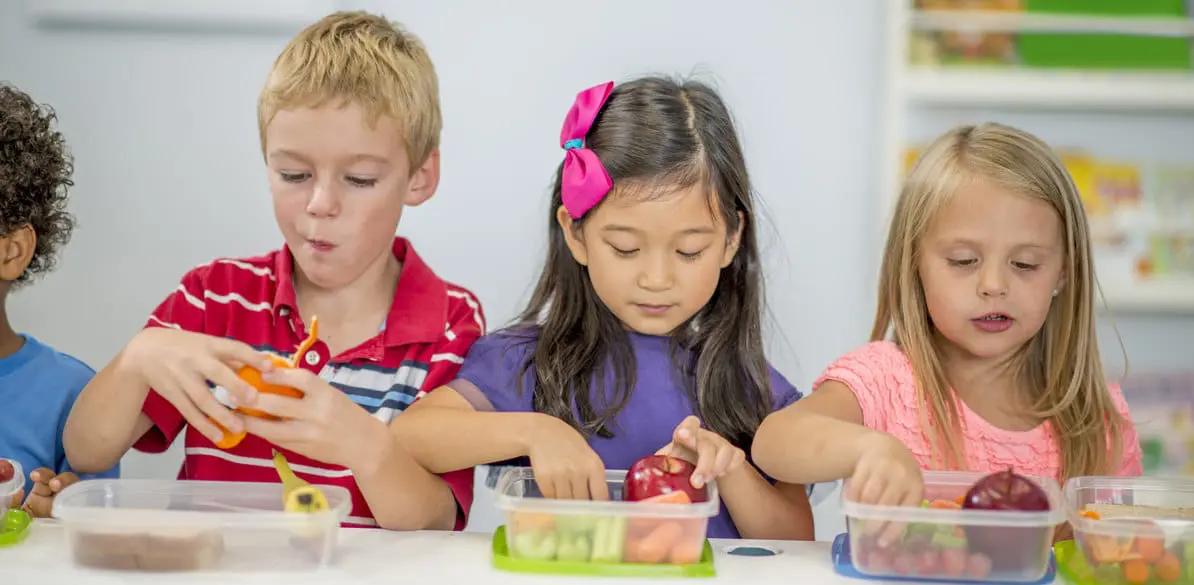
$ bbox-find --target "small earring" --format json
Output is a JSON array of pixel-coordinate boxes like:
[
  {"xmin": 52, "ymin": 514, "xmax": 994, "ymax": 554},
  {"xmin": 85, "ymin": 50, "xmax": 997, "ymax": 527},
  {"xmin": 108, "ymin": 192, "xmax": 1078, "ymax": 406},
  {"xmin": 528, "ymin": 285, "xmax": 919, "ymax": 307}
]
[{"xmin": 1052, "ymin": 289, "xmax": 1059, "ymax": 297}]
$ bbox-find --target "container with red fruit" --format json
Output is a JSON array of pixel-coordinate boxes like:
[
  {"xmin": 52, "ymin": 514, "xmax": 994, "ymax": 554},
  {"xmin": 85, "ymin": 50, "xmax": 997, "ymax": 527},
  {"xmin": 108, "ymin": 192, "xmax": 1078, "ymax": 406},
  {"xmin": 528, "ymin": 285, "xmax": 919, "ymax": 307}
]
[
  {"xmin": 493, "ymin": 455, "xmax": 719, "ymax": 576},
  {"xmin": 1062, "ymin": 475, "xmax": 1194, "ymax": 585},
  {"xmin": 839, "ymin": 469, "xmax": 1064, "ymax": 583},
  {"xmin": 0, "ymin": 458, "xmax": 22, "ymax": 510},
  {"xmin": 0, "ymin": 457, "xmax": 31, "ymax": 548}
]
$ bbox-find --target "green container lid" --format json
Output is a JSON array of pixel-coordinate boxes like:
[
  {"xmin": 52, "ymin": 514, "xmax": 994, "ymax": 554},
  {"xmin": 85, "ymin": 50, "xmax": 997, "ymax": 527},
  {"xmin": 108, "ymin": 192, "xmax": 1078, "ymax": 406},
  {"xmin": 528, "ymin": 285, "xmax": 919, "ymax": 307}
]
[
  {"xmin": 0, "ymin": 509, "xmax": 31, "ymax": 547},
  {"xmin": 1024, "ymin": 0, "xmax": 1189, "ymax": 17},
  {"xmin": 491, "ymin": 525, "xmax": 716, "ymax": 578},
  {"xmin": 1018, "ymin": 34, "xmax": 1191, "ymax": 70}
]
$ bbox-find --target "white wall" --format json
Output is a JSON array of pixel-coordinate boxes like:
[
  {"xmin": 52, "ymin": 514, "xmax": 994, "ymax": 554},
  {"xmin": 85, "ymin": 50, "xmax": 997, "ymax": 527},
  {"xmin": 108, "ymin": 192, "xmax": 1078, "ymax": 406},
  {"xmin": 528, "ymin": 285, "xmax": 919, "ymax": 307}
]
[{"xmin": 2, "ymin": 0, "xmax": 1190, "ymax": 542}]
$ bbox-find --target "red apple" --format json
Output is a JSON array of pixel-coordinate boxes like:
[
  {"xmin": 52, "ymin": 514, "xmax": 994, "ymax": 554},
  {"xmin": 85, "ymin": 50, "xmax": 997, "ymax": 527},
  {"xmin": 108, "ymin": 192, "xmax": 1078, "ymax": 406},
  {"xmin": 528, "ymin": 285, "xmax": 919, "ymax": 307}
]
[
  {"xmin": 623, "ymin": 455, "xmax": 706, "ymax": 503},
  {"xmin": 0, "ymin": 459, "xmax": 14, "ymax": 483},
  {"xmin": 961, "ymin": 468, "xmax": 1052, "ymax": 571},
  {"xmin": 961, "ymin": 467, "xmax": 1051, "ymax": 512}
]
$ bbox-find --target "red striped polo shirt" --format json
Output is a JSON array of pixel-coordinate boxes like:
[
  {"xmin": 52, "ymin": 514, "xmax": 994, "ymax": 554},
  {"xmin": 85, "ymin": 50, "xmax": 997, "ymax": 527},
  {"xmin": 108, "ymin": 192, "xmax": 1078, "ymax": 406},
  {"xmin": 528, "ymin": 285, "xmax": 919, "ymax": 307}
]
[{"xmin": 133, "ymin": 237, "xmax": 484, "ymax": 529}]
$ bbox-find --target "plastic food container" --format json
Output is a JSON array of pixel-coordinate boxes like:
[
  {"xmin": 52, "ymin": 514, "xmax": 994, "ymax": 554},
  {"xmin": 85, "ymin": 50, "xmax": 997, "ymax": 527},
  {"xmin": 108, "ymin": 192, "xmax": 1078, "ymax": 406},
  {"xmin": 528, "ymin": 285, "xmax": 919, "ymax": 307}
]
[
  {"xmin": 52, "ymin": 479, "xmax": 351, "ymax": 572},
  {"xmin": 492, "ymin": 467, "xmax": 719, "ymax": 577},
  {"xmin": 1061, "ymin": 476, "xmax": 1194, "ymax": 585},
  {"xmin": 840, "ymin": 470, "xmax": 1064, "ymax": 583},
  {"xmin": 0, "ymin": 457, "xmax": 31, "ymax": 548},
  {"xmin": 0, "ymin": 458, "xmax": 21, "ymax": 510}
]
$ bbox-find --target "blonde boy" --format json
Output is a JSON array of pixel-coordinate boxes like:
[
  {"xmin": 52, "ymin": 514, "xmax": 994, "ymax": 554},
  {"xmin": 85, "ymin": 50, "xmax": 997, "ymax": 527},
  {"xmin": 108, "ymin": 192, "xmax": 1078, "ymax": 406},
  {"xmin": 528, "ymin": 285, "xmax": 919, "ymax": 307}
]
[{"xmin": 64, "ymin": 11, "xmax": 483, "ymax": 530}]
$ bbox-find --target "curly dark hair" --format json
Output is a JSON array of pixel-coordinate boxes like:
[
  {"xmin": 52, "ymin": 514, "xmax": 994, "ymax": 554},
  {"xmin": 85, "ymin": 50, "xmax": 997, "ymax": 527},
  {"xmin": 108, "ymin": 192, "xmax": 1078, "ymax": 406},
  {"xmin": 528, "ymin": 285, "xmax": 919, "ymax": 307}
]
[{"xmin": 0, "ymin": 83, "xmax": 75, "ymax": 285}]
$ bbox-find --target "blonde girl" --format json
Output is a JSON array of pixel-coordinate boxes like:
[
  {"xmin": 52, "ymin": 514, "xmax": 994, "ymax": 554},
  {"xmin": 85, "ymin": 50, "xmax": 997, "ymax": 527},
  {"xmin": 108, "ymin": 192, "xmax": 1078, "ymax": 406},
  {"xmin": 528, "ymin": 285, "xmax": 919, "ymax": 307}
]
[{"xmin": 752, "ymin": 123, "xmax": 1141, "ymax": 541}]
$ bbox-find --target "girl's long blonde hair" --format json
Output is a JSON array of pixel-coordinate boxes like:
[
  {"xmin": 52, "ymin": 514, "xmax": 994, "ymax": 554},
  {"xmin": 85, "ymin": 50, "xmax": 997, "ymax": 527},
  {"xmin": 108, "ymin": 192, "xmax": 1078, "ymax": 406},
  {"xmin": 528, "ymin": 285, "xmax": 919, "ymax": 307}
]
[{"xmin": 874, "ymin": 122, "xmax": 1124, "ymax": 481}]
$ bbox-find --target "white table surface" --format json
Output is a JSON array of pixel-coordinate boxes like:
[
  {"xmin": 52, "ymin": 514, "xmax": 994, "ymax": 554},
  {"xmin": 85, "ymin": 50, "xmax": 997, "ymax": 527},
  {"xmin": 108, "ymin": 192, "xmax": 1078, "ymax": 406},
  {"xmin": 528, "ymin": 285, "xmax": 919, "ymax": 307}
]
[{"xmin": 0, "ymin": 519, "xmax": 1018, "ymax": 584}]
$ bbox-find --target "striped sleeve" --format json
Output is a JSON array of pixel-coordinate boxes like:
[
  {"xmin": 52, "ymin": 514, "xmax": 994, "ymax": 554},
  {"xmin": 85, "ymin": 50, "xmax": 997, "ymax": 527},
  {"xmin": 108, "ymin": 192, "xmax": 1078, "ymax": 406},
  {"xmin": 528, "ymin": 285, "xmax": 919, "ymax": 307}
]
[
  {"xmin": 133, "ymin": 266, "xmax": 211, "ymax": 454},
  {"xmin": 423, "ymin": 286, "xmax": 486, "ymax": 392},
  {"xmin": 419, "ymin": 284, "xmax": 486, "ymax": 530}
]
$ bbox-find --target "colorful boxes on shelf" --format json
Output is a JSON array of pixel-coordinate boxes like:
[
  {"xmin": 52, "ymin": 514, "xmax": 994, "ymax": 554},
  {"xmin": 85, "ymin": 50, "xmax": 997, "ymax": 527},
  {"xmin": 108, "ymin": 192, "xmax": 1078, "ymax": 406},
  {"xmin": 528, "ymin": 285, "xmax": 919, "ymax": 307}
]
[{"xmin": 911, "ymin": 0, "xmax": 1193, "ymax": 71}]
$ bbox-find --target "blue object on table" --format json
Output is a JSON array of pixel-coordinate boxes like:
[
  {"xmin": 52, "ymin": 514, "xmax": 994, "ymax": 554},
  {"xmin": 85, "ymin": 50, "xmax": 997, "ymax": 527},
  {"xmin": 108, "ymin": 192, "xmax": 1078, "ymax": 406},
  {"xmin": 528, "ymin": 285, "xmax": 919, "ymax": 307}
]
[
  {"xmin": 830, "ymin": 533, "xmax": 1056, "ymax": 584},
  {"xmin": 727, "ymin": 546, "xmax": 779, "ymax": 557}
]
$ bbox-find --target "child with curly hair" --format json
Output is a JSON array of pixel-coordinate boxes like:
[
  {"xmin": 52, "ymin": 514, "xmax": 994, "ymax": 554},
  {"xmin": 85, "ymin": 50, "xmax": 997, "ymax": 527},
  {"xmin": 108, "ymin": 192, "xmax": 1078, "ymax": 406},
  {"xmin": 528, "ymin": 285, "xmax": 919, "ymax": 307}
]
[{"xmin": 0, "ymin": 82, "xmax": 117, "ymax": 516}]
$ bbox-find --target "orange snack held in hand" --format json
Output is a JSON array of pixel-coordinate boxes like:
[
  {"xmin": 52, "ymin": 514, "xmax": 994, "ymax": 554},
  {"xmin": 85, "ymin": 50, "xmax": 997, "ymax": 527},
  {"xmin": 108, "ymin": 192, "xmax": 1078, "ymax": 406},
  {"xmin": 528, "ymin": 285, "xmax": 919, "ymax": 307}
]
[
  {"xmin": 233, "ymin": 354, "xmax": 301, "ymax": 419},
  {"xmin": 211, "ymin": 317, "xmax": 328, "ymax": 449}
]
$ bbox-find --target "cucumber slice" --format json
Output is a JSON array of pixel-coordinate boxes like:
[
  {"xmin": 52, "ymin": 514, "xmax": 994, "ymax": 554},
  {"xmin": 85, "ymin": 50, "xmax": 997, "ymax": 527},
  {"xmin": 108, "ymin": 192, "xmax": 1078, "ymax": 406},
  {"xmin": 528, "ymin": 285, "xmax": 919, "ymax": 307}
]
[
  {"xmin": 591, "ymin": 517, "xmax": 627, "ymax": 563},
  {"xmin": 931, "ymin": 530, "xmax": 967, "ymax": 549},
  {"xmin": 555, "ymin": 514, "xmax": 600, "ymax": 535},
  {"xmin": 512, "ymin": 529, "xmax": 558, "ymax": 560},
  {"xmin": 557, "ymin": 534, "xmax": 592, "ymax": 562}
]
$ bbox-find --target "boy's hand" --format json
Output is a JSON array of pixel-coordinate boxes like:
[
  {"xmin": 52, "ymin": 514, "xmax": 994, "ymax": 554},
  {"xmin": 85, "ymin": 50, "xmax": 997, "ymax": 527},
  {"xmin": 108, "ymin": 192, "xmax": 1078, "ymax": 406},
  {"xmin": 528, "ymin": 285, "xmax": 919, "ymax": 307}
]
[
  {"xmin": 8, "ymin": 487, "xmax": 22, "ymax": 510},
  {"xmin": 125, "ymin": 328, "xmax": 276, "ymax": 445},
  {"xmin": 656, "ymin": 415, "xmax": 745, "ymax": 489},
  {"xmin": 241, "ymin": 368, "xmax": 381, "ymax": 469},
  {"xmin": 22, "ymin": 468, "xmax": 80, "ymax": 518}
]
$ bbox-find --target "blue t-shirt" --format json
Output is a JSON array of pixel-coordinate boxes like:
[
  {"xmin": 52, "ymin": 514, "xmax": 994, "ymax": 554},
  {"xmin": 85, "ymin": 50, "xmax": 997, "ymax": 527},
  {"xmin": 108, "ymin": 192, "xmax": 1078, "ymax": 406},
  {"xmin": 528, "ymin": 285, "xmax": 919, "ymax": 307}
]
[
  {"xmin": 454, "ymin": 329, "xmax": 803, "ymax": 539},
  {"xmin": 0, "ymin": 335, "xmax": 119, "ymax": 496}
]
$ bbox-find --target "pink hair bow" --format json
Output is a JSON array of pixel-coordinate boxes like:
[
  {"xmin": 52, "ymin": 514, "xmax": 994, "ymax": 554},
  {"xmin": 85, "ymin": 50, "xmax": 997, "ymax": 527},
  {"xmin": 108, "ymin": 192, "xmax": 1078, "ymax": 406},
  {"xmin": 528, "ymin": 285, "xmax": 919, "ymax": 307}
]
[{"xmin": 559, "ymin": 81, "xmax": 615, "ymax": 219}]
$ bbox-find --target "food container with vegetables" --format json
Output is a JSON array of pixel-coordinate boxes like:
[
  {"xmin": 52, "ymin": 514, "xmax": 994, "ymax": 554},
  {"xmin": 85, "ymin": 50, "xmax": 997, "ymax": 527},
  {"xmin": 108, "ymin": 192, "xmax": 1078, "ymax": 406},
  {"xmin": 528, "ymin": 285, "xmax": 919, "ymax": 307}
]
[
  {"xmin": 1059, "ymin": 475, "xmax": 1194, "ymax": 585},
  {"xmin": 52, "ymin": 479, "xmax": 351, "ymax": 572},
  {"xmin": 0, "ymin": 458, "xmax": 31, "ymax": 547},
  {"xmin": 0, "ymin": 458, "xmax": 21, "ymax": 510},
  {"xmin": 492, "ymin": 455, "xmax": 719, "ymax": 578},
  {"xmin": 834, "ymin": 468, "xmax": 1064, "ymax": 583}
]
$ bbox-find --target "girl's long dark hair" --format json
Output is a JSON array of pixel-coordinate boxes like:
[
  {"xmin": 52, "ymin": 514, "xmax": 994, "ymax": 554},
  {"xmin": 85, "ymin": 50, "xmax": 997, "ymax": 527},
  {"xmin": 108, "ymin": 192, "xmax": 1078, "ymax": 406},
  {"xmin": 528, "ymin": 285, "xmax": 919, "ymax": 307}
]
[{"xmin": 514, "ymin": 76, "xmax": 771, "ymax": 452}]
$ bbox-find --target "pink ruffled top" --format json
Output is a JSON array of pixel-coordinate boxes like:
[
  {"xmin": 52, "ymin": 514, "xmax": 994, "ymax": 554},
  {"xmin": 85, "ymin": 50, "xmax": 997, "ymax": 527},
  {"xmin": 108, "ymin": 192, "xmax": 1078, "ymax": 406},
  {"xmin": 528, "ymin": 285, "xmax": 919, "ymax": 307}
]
[{"xmin": 813, "ymin": 341, "xmax": 1143, "ymax": 479}]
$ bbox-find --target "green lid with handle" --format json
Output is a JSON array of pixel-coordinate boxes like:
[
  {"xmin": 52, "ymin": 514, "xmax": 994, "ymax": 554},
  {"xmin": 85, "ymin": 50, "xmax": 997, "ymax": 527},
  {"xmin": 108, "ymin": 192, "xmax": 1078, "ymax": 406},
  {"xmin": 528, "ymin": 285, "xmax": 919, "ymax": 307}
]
[
  {"xmin": 491, "ymin": 525, "xmax": 715, "ymax": 578},
  {"xmin": 0, "ymin": 509, "xmax": 31, "ymax": 547}
]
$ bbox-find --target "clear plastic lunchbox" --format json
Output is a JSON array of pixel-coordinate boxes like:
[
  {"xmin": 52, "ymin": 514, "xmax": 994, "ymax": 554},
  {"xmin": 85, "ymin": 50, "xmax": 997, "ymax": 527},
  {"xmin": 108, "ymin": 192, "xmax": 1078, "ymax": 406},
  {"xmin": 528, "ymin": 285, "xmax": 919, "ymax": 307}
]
[
  {"xmin": 0, "ymin": 458, "xmax": 21, "ymax": 510},
  {"xmin": 52, "ymin": 479, "xmax": 351, "ymax": 572},
  {"xmin": 835, "ymin": 470, "xmax": 1065, "ymax": 583},
  {"xmin": 492, "ymin": 466, "xmax": 720, "ymax": 578},
  {"xmin": 1058, "ymin": 475, "xmax": 1194, "ymax": 585},
  {"xmin": 0, "ymin": 458, "xmax": 31, "ymax": 548}
]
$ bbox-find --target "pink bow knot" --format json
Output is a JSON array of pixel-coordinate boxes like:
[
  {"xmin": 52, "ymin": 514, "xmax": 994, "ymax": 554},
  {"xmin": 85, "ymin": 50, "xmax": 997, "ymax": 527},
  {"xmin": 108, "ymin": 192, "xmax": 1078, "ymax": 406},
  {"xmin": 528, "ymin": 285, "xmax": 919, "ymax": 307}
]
[{"xmin": 559, "ymin": 81, "xmax": 615, "ymax": 219}]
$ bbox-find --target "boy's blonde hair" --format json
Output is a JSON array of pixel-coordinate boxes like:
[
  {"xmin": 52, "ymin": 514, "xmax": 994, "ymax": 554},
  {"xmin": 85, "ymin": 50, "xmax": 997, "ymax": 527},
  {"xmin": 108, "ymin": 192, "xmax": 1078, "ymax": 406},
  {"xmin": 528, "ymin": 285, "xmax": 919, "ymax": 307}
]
[
  {"xmin": 873, "ymin": 122, "xmax": 1124, "ymax": 480},
  {"xmin": 257, "ymin": 11, "xmax": 441, "ymax": 170}
]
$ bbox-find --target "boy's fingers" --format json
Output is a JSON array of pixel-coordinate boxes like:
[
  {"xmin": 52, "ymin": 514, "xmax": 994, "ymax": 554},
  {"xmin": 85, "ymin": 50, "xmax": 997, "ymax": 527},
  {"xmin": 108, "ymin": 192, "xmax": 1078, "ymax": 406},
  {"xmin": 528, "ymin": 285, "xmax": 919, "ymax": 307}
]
[
  {"xmin": 184, "ymin": 375, "xmax": 245, "ymax": 435},
  {"xmin": 206, "ymin": 363, "xmax": 259, "ymax": 407},
  {"xmin": 213, "ymin": 339, "xmax": 275, "ymax": 372},
  {"xmin": 51, "ymin": 472, "xmax": 81, "ymax": 493},
  {"xmin": 244, "ymin": 393, "xmax": 305, "ymax": 421},
  {"xmin": 262, "ymin": 367, "xmax": 324, "ymax": 395},
  {"xmin": 8, "ymin": 488, "xmax": 22, "ymax": 509},
  {"xmin": 175, "ymin": 395, "xmax": 233, "ymax": 445},
  {"xmin": 29, "ymin": 467, "xmax": 54, "ymax": 484}
]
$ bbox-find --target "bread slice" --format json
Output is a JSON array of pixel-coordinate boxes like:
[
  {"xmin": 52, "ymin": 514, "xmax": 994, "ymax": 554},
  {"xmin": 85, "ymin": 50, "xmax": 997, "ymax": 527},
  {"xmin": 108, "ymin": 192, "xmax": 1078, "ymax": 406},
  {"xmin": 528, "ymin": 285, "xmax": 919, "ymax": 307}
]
[{"xmin": 1083, "ymin": 503, "xmax": 1194, "ymax": 521}]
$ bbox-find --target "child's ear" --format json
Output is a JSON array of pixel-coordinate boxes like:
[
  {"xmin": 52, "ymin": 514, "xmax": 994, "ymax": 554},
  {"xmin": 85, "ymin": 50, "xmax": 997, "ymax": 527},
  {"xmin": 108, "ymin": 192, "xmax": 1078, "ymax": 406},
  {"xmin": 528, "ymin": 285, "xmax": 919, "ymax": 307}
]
[
  {"xmin": 0, "ymin": 225, "xmax": 35, "ymax": 282},
  {"xmin": 1053, "ymin": 271, "xmax": 1066, "ymax": 298},
  {"xmin": 404, "ymin": 148, "xmax": 441, "ymax": 207},
  {"xmin": 556, "ymin": 205, "xmax": 589, "ymax": 266},
  {"xmin": 720, "ymin": 211, "xmax": 745, "ymax": 268}
]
